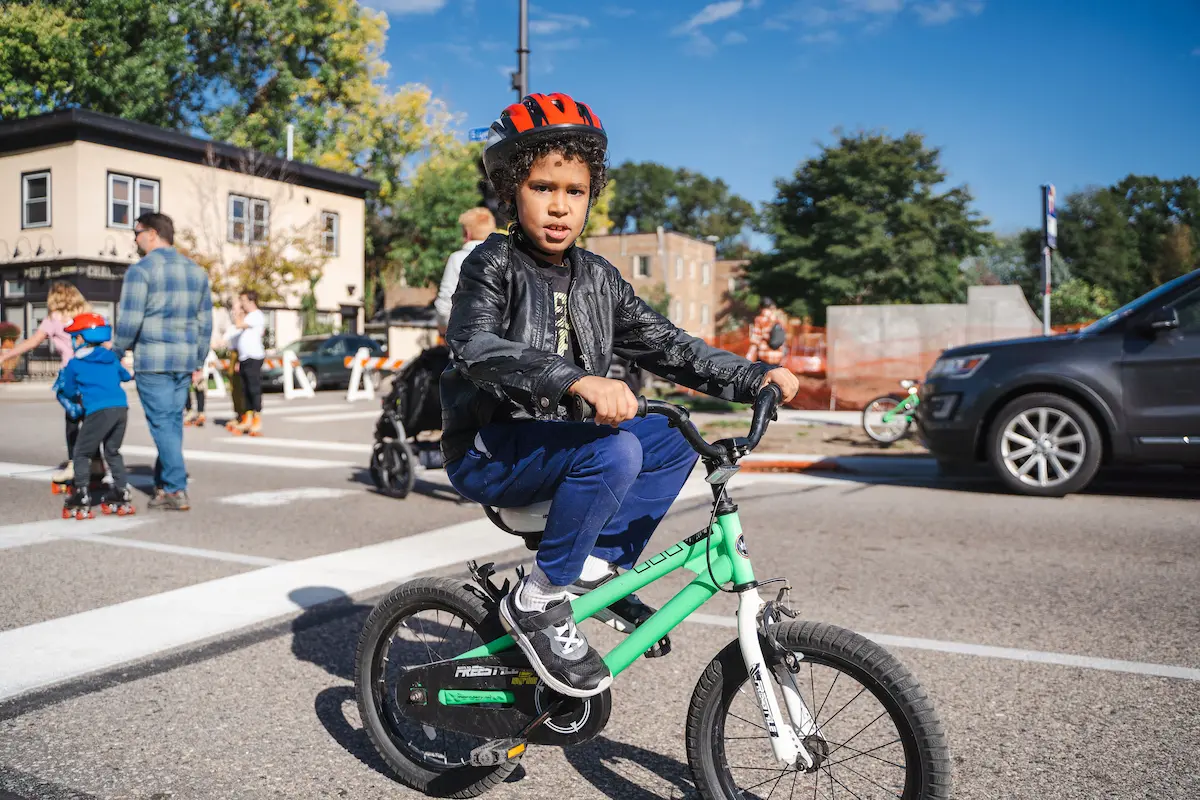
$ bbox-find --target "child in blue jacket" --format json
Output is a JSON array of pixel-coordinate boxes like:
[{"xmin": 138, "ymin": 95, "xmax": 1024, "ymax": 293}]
[{"xmin": 56, "ymin": 313, "xmax": 134, "ymax": 518}]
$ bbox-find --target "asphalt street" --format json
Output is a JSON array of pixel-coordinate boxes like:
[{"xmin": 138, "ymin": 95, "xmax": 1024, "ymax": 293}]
[{"xmin": 0, "ymin": 384, "xmax": 1197, "ymax": 799}]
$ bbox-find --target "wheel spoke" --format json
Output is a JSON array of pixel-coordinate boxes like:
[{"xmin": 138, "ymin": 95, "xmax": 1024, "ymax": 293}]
[
  {"xmin": 1037, "ymin": 453, "xmax": 1049, "ymax": 486},
  {"xmin": 818, "ymin": 686, "xmax": 867, "ymax": 729},
  {"xmin": 822, "ymin": 738, "xmax": 906, "ymax": 770},
  {"xmin": 1017, "ymin": 453, "xmax": 1040, "ymax": 476},
  {"xmin": 1050, "ymin": 415, "xmax": 1069, "ymax": 437},
  {"xmin": 823, "ymin": 710, "xmax": 887, "ymax": 760},
  {"xmin": 1048, "ymin": 454, "xmax": 1070, "ymax": 481},
  {"xmin": 1004, "ymin": 431, "xmax": 1034, "ymax": 447},
  {"xmin": 1017, "ymin": 414, "xmax": 1039, "ymax": 438},
  {"xmin": 741, "ymin": 769, "xmax": 793, "ymax": 794},
  {"xmin": 1007, "ymin": 444, "xmax": 1036, "ymax": 460},
  {"xmin": 1057, "ymin": 433, "xmax": 1083, "ymax": 446},
  {"xmin": 729, "ymin": 711, "xmax": 769, "ymax": 732},
  {"xmin": 831, "ymin": 759, "xmax": 903, "ymax": 798},
  {"xmin": 1055, "ymin": 449, "xmax": 1082, "ymax": 463},
  {"xmin": 1037, "ymin": 408, "xmax": 1049, "ymax": 437},
  {"xmin": 814, "ymin": 672, "xmax": 841, "ymax": 723},
  {"xmin": 823, "ymin": 767, "xmax": 867, "ymax": 800}
]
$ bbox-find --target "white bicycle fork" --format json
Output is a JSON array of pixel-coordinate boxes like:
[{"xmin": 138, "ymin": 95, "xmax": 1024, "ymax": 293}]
[{"xmin": 735, "ymin": 586, "xmax": 821, "ymax": 770}]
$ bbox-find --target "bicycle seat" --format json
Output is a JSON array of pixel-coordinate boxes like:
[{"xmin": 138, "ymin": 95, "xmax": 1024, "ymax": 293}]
[
  {"xmin": 482, "ymin": 500, "xmax": 550, "ymax": 551},
  {"xmin": 899, "ymin": 379, "xmax": 918, "ymax": 389}
]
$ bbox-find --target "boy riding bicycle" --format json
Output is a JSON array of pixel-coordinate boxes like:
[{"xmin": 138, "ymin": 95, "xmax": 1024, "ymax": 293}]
[{"xmin": 442, "ymin": 92, "xmax": 799, "ymax": 699}]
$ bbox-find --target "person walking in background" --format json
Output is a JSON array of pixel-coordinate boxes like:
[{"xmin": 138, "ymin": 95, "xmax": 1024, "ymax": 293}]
[
  {"xmin": 184, "ymin": 374, "xmax": 206, "ymax": 427},
  {"xmin": 113, "ymin": 213, "xmax": 213, "ymax": 511},
  {"xmin": 225, "ymin": 289, "xmax": 265, "ymax": 436},
  {"xmin": 0, "ymin": 281, "xmax": 94, "ymax": 484},
  {"xmin": 745, "ymin": 297, "xmax": 789, "ymax": 366},
  {"xmin": 434, "ymin": 207, "xmax": 497, "ymax": 336}
]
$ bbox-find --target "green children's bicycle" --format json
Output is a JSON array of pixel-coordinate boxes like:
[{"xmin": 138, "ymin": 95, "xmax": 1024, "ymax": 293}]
[
  {"xmin": 354, "ymin": 385, "xmax": 950, "ymax": 799},
  {"xmin": 862, "ymin": 380, "xmax": 922, "ymax": 445}
]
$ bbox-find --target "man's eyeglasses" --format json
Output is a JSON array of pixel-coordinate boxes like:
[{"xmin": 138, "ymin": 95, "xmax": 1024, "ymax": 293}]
[{"xmin": 133, "ymin": 228, "xmax": 149, "ymax": 239}]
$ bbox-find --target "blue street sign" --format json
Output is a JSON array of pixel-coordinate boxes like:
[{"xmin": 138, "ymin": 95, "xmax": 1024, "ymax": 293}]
[{"xmin": 468, "ymin": 127, "xmax": 490, "ymax": 142}]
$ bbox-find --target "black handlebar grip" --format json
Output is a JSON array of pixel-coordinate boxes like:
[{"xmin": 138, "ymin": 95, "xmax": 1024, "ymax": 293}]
[{"xmin": 637, "ymin": 396, "xmax": 648, "ymax": 417}]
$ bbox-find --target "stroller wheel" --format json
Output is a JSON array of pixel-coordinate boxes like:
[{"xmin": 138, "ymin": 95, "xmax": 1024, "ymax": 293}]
[{"xmin": 370, "ymin": 440, "xmax": 416, "ymax": 499}]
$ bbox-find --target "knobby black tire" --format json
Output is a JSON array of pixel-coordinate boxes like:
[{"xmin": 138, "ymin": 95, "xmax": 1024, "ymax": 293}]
[
  {"xmin": 686, "ymin": 621, "xmax": 951, "ymax": 800},
  {"xmin": 371, "ymin": 439, "xmax": 416, "ymax": 499},
  {"xmin": 354, "ymin": 577, "xmax": 519, "ymax": 798}
]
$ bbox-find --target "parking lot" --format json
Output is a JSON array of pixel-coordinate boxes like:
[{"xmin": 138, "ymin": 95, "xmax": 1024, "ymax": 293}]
[{"xmin": 1, "ymin": 384, "xmax": 1197, "ymax": 799}]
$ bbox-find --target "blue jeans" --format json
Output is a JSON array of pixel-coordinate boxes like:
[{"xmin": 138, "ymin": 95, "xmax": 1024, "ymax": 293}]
[
  {"xmin": 135, "ymin": 372, "xmax": 191, "ymax": 493},
  {"xmin": 446, "ymin": 415, "xmax": 699, "ymax": 586}
]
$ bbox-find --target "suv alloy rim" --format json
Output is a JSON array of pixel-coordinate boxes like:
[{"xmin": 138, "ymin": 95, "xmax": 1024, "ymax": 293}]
[{"xmin": 1000, "ymin": 407, "xmax": 1086, "ymax": 488}]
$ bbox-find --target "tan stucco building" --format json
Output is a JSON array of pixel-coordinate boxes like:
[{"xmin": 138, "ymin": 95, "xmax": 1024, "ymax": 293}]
[
  {"xmin": 0, "ymin": 109, "xmax": 375, "ymax": 375},
  {"xmin": 584, "ymin": 229, "xmax": 720, "ymax": 339}
]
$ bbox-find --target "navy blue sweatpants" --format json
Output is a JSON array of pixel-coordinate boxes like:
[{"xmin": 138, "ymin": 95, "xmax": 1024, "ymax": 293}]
[{"xmin": 446, "ymin": 415, "xmax": 699, "ymax": 586}]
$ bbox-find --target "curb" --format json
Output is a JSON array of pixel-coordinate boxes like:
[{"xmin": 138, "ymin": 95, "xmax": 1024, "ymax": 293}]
[{"xmin": 739, "ymin": 453, "xmax": 939, "ymax": 476}]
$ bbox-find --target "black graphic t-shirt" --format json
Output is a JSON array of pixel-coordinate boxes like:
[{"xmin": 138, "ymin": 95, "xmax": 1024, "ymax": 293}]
[{"xmin": 514, "ymin": 241, "xmax": 582, "ymax": 370}]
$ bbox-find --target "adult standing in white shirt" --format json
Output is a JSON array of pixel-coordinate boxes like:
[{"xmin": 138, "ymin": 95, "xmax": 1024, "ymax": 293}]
[
  {"xmin": 434, "ymin": 207, "xmax": 497, "ymax": 335},
  {"xmin": 228, "ymin": 289, "xmax": 266, "ymax": 435}
]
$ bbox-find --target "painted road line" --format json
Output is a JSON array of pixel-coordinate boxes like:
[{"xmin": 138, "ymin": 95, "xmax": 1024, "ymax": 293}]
[
  {"xmin": 688, "ymin": 614, "xmax": 1200, "ymax": 682},
  {"xmin": 219, "ymin": 487, "xmax": 358, "ymax": 507},
  {"xmin": 219, "ymin": 438, "xmax": 373, "ymax": 455},
  {"xmin": 0, "ymin": 518, "xmax": 522, "ymax": 701},
  {"xmin": 121, "ymin": 445, "xmax": 354, "ymax": 470},
  {"xmin": 0, "ymin": 517, "xmax": 149, "ymax": 551},
  {"xmin": 70, "ymin": 534, "xmax": 285, "ymax": 567},
  {"xmin": 278, "ymin": 410, "xmax": 380, "ymax": 423},
  {"xmin": 0, "ymin": 461, "xmax": 56, "ymax": 482}
]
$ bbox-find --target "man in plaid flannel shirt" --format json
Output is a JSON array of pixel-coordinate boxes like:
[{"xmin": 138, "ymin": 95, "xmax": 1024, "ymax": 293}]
[{"xmin": 113, "ymin": 213, "xmax": 213, "ymax": 510}]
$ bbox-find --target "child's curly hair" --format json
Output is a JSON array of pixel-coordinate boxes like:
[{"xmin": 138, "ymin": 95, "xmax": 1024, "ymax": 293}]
[{"xmin": 489, "ymin": 131, "xmax": 609, "ymax": 225}]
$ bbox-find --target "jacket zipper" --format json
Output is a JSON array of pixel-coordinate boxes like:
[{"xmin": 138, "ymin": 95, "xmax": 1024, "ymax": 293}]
[{"xmin": 565, "ymin": 270, "xmax": 590, "ymax": 373}]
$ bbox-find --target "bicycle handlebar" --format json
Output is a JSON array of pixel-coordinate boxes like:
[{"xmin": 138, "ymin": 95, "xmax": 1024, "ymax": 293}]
[{"xmin": 573, "ymin": 384, "xmax": 783, "ymax": 462}]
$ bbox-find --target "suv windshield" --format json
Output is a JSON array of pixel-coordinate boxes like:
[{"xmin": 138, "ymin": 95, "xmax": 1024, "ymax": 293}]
[{"xmin": 1082, "ymin": 271, "xmax": 1200, "ymax": 334}]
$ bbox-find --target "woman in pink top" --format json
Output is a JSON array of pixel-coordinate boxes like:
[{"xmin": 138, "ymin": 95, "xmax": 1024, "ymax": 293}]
[{"xmin": 0, "ymin": 282, "xmax": 92, "ymax": 481}]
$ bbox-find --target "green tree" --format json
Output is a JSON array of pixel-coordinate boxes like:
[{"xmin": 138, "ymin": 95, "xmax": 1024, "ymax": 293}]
[
  {"xmin": 749, "ymin": 130, "xmax": 993, "ymax": 324},
  {"xmin": 1049, "ymin": 279, "xmax": 1115, "ymax": 325},
  {"xmin": 0, "ymin": 0, "xmax": 198, "ymax": 124},
  {"xmin": 960, "ymin": 233, "xmax": 1031, "ymax": 286},
  {"xmin": 386, "ymin": 142, "xmax": 485, "ymax": 288},
  {"xmin": 608, "ymin": 161, "xmax": 757, "ymax": 257}
]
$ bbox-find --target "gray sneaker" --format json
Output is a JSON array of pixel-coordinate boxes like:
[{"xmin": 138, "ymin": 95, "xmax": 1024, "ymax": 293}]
[
  {"xmin": 499, "ymin": 587, "xmax": 612, "ymax": 699},
  {"xmin": 148, "ymin": 490, "xmax": 190, "ymax": 511}
]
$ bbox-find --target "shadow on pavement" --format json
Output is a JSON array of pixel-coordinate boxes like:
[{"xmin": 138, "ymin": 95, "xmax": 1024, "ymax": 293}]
[
  {"xmin": 562, "ymin": 735, "xmax": 695, "ymax": 800},
  {"xmin": 346, "ymin": 466, "xmax": 471, "ymax": 504}
]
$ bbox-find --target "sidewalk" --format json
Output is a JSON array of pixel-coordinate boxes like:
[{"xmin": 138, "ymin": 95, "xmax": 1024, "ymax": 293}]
[{"xmin": 740, "ymin": 452, "xmax": 940, "ymax": 477}]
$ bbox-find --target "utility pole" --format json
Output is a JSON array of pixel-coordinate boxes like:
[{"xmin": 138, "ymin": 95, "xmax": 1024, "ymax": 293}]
[
  {"xmin": 512, "ymin": 0, "xmax": 529, "ymax": 100},
  {"xmin": 1041, "ymin": 184, "xmax": 1057, "ymax": 336}
]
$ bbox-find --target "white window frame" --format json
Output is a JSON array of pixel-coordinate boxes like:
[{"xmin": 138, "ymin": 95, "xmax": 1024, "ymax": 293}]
[
  {"xmin": 22, "ymin": 171, "xmax": 51, "ymax": 229},
  {"xmin": 701, "ymin": 304, "xmax": 710, "ymax": 325},
  {"xmin": 675, "ymin": 256, "xmax": 683, "ymax": 280},
  {"xmin": 250, "ymin": 198, "xmax": 270, "ymax": 244},
  {"xmin": 634, "ymin": 255, "xmax": 651, "ymax": 278},
  {"xmin": 673, "ymin": 300, "xmax": 683, "ymax": 322},
  {"xmin": 689, "ymin": 260, "xmax": 696, "ymax": 279},
  {"xmin": 689, "ymin": 301, "xmax": 696, "ymax": 321},
  {"xmin": 108, "ymin": 174, "xmax": 160, "ymax": 229},
  {"xmin": 228, "ymin": 195, "xmax": 249, "ymax": 243},
  {"xmin": 702, "ymin": 262, "xmax": 712, "ymax": 285},
  {"xmin": 321, "ymin": 211, "xmax": 340, "ymax": 255}
]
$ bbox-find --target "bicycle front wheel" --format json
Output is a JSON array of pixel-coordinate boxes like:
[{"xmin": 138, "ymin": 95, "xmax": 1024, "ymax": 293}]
[
  {"xmin": 686, "ymin": 621, "xmax": 950, "ymax": 799},
  {"xmin": 862, "ymin": 395, "xmax": 911, "ymax": 444}
]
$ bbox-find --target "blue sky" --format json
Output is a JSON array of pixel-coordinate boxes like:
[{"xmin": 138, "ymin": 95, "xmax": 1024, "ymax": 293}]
[{"xmin": 367, "ymin": 0, "xmax": 1199, "ymax": 237}]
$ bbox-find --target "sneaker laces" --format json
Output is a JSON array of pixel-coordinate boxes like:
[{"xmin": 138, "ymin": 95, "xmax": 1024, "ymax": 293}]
[{"xmin": 552, "ymin": 617, "xmax": 585, "ymax": 656}]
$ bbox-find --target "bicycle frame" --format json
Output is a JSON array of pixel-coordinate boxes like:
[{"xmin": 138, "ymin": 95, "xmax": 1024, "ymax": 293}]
[
  {"xmin": 881, "ymin": 390, "xmax": 919, "ymax": 424},
  {"xmin": 455, "ymin": 493, "xmax": 817, "ymax": 769}
]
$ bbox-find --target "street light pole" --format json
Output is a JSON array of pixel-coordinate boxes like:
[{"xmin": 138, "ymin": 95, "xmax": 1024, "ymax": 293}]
[{"xmin": 513, "ymin": 0, "xmax": 529, "ymax": 100}]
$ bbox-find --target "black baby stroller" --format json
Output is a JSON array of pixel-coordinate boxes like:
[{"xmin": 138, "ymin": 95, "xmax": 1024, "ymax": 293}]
[{"xmin": 369, "ymin": 344, "xmax": 449, "ymax": 499}]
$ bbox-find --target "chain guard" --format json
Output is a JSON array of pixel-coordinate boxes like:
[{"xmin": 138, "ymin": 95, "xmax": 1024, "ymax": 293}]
[{"xmin": 397, "ymin": 652, "xmax": 610, "ymax": 747}]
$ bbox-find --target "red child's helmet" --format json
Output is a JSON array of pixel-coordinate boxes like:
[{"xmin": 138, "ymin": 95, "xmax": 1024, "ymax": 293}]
[
  {"xmin": 482, "ymin": 92, "xmax": 606, "ymax": 181},
  {"xmin": 65, "ymin": 312, "xmax": 112, "ymax": 345}
]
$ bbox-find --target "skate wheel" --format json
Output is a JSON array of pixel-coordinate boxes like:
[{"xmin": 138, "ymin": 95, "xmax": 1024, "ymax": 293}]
[
  {"xmin": 85, "ymin": 510, "xmax": 94, "ymax": 519},
  {"xmin": 100, "ymin": 504, "xmax": 112, "ymax": 515},
  {"xmin": 51, "ymin": 483, "xmax": 64, "ymax": 495},
  {"xmin": 62, "ymin": 508, "xmax": 71, "ymax": 519}
]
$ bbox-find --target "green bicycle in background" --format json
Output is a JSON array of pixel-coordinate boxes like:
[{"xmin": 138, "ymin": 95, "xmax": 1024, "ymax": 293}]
[
  {"xmin": 862, "ymin": 379, "xmax": 922, "ymax": 445},
  {"xmin": 355, "ymin": 385, "xmax": 950, "ymax": 799}
]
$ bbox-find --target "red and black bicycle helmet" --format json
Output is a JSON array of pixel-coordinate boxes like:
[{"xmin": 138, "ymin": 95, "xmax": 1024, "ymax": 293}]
[{"xmin": 482, "ymin": 92, "xmax": 606, "ymax": 181}]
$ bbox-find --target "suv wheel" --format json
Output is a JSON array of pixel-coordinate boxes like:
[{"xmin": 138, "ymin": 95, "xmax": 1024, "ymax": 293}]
[{"xmin": 988, "ymin": 393, "xmax": 1102, "ymax": 497}]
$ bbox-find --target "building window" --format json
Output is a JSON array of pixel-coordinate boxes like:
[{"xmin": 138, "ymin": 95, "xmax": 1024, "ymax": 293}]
[
  {"xmin": 22, "ymin": 171, "xmax": 51, "ymax": 229},
  {"xmin": 728, "ymin": 277, "xmax": 737, "ymax": 293},
  {"xmin": 109, "ymin": 174, "xmax": 159, "ymax": 228},
  {"xmin": 673, "ymin": 300, "xmax": 682, "ymax": 322},
  {"xmin": 702, "ymin": 262, "xmax": 711, "ymax": 285},
  {"xmin": 689, "ymin": 301, "xmax": 696, "ymax": 321},
  {"xmin": 3, "ymin": 279, "xmax": 25, "ymax": 299},
  {"xmin": 701, "ymin": 304, "xmax": 710, "ymax": 325},
  {"xmin": 675, "ymin": 256, "xmax": 683, "ymax": 280},
  {"xmin": 321, "ymin": 212, "xmax": 339, "ymax": 255},
  {"xmin": 229, "ymin": 195, "xmax": 270, "ymax": 244},
  {"xmin": 634, "ymin": 255, "xmax": 651, "ymax": 278},
  {"xmin": 689, "ymin": 260, "xmax": 696, "ymax": 279}
]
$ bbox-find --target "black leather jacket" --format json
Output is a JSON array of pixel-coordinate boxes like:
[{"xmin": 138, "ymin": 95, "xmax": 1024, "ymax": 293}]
[{"xmin": 439, "ymin": 232, "xmax": 772, "ymax": 464}]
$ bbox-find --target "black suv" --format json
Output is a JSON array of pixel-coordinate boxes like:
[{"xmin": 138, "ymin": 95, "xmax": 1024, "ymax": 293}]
[{"xmin": 918, "ymin": 268, "xmax": 1200, "ymax": 496}]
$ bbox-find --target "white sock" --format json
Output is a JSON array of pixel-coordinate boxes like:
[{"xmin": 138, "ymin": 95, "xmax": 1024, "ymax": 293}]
[
  {"xmin": 579, "ymin": 554, "xmax": 616, "ymax": 583},
  {"xmin": 516, "ymin": 564, "xmax": 569, "ymax": 612}
]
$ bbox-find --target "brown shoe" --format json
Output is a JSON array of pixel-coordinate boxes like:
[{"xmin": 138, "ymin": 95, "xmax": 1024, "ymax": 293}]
[{"xmin": 149, "ymin": 489, "xmax": 189, "ymax": 511}]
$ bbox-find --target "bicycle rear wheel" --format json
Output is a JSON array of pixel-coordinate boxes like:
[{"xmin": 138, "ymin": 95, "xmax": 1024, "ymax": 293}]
[
  {"xmin": 862, "ymin": 395, "xmax": 912, "ymax": 444},
  {"xmin": 686, "ymin": 621, "xmax": 950, "ymax": 799}
]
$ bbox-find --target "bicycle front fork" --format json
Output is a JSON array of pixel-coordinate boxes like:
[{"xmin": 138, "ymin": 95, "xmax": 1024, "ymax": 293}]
[{"xmin": 736, "ymin": 586, "xmax": 821, "ymax": 770}]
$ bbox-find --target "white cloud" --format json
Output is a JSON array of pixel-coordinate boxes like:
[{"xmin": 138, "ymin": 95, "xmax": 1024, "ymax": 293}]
[
  {"xmin": 675, "ymin": 1, "xmax": 745, "ymax": 34},
  {"xmin": 913, "ymin": 0, "xmax": 985, "ymax": 25},
  {"xmin": 362, "ymin": 0, "xmax": 446, "ymax": 13},
  {"xmin": 685, "ymin": 31, "xmax": 719, "ymax": 56},
  {"xmin": 529, "ymin": 11, "xmax": 590, "ymax": 35},
  {"xmin": 724, "ymin": 30, "xmax": 749, "ymax": 44}
]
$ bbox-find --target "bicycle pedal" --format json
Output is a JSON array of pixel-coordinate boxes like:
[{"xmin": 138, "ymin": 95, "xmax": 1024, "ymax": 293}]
[
  {"xmin": 644, "ymin": 635, "xmax": 672, "ymax": 659},
  {"xmin": 468, "ymin": 738, "xmax": 526, "ymax": 767}
]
